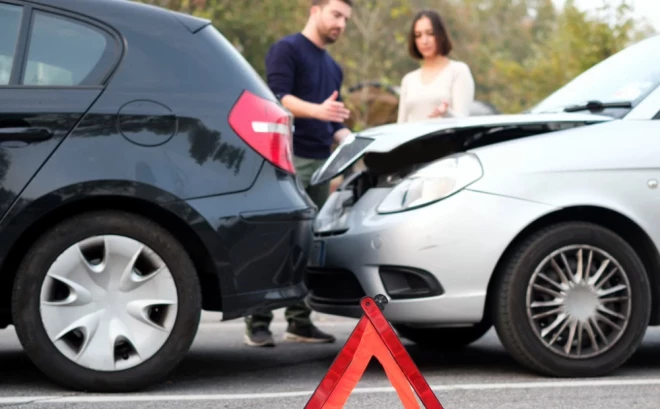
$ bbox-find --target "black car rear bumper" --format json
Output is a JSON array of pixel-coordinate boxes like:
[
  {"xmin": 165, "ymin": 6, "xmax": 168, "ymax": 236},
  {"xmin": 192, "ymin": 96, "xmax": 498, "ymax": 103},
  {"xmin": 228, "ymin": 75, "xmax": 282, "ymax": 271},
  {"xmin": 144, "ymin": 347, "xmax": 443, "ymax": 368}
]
[
  {"xmin": 218, "ymin": 209, "xmax": 316, "ymax": 320},
  {"xmin": 178, "ymin": 162, "xmax": 318, "ymax": 320}
]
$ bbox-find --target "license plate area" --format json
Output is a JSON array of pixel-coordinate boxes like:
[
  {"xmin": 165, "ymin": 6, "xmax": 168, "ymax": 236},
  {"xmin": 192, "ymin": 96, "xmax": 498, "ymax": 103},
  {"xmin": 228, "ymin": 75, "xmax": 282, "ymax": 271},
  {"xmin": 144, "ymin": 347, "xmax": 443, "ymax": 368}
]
[{"xmin": 309, "ymin": 240, "xmax": 326, "ymax": 267}]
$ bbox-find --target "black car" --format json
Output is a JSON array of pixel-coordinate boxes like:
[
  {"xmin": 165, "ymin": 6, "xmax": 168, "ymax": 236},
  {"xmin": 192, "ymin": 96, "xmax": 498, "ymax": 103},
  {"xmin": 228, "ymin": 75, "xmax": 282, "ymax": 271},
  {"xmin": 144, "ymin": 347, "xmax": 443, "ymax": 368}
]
[{"xmin": 0, "ymin": 0, "xmax": 316, "ymax": 392}]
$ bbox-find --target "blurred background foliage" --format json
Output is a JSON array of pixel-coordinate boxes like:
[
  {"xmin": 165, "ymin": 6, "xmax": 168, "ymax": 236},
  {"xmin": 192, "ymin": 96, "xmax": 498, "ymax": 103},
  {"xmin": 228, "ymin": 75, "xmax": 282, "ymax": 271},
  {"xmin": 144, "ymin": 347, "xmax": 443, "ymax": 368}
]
[{"xmin": 139, "ymin": 0, "xmax": 656, "ymax": 129}]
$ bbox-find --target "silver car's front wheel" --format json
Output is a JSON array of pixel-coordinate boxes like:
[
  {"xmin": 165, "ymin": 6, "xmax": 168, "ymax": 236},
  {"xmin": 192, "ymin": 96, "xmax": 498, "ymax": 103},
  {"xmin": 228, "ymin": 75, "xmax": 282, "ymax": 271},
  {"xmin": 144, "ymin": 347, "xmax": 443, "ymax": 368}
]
[
  {"xmin": 40, "ymin": 235, "xmax": 179, "ymax": 372},
  {"xmin": 493, "ymin": 222, "xmax": 651, "ymax": 378},
  {"xmin": 526, "ymin": 245, "xmax": 632, "ymax": 360},
  {"xmin": 12, "ymin": 211, "xmax": 202, "ymax": 392}
]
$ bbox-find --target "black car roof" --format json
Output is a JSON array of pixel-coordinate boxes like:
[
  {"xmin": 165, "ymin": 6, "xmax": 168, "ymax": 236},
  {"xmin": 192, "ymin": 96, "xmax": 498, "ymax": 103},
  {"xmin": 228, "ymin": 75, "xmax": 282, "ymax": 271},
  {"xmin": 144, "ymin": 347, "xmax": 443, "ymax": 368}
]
[{"xmin": 22, "ymin": 0, "xmax": 211, "ymax": 33}]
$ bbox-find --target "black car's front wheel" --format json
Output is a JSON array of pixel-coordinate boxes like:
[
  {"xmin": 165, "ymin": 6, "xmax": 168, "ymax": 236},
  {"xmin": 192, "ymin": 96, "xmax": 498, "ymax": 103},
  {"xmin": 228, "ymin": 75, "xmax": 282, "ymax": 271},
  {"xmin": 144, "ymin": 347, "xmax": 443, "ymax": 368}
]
[
  {"xmin": 493, "ymin": 222, "xmax": 651, "ymax": 377},
  {"xmin": 11, "ymin": 210, "xmax": 202, "ymax": 392}
]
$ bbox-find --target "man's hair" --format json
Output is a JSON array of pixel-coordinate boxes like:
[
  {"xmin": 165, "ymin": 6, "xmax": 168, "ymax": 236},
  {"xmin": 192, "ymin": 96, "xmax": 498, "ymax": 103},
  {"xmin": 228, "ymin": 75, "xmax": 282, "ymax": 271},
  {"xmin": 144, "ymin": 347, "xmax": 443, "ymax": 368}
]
[
  {"xmin": 312, "ymin": 0, "xmax": 353, "ymax": 6},
  {"xmin": 408, "ymin": 9, "xmax": 453, "ymax": 59}
]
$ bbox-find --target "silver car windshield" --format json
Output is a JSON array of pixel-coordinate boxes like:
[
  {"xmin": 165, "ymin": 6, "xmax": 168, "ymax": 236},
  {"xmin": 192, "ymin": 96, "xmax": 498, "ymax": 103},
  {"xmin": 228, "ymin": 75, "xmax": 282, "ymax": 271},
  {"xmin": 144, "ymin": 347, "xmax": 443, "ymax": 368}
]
[{"xmin": 530, "ymin": 34, "xmax": 660, "ymax": 116}]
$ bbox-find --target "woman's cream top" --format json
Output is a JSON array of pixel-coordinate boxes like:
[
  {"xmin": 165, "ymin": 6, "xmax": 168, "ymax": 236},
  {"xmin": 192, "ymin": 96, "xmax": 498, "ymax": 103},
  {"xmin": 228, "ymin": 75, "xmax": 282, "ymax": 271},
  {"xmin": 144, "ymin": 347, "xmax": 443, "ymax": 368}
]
[{"xmin": 397, "ymin": 60, "xmax": 475, "ymax": 123}]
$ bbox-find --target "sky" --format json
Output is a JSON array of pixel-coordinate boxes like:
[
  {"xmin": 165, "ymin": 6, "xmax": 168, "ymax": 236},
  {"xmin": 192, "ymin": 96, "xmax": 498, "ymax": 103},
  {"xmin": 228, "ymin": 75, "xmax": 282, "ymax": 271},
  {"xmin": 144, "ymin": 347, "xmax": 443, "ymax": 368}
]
[{"xmin": 553, "ymin": 0, "xmax": 660, "ymax": 31}]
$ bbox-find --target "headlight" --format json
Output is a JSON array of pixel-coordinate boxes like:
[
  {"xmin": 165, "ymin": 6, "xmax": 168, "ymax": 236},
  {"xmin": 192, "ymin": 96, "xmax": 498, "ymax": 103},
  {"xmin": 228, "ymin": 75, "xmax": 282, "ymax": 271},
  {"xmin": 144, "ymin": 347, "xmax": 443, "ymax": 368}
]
[
  {"xmin": 313, "ymin": 189, "xmax": 353, "ymax": 233},
  {"xmin": 376, "ymin": 152, "xmax": 483, "ymax": 214}
]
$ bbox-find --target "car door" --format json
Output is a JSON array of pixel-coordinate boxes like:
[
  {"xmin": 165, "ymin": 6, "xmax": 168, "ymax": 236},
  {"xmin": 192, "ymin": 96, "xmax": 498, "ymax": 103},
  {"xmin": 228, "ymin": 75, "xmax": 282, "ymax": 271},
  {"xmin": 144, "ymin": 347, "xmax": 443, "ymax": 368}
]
[{"xmin": 0, "ymin": 1, "xmax": 121, "ymax": 217}]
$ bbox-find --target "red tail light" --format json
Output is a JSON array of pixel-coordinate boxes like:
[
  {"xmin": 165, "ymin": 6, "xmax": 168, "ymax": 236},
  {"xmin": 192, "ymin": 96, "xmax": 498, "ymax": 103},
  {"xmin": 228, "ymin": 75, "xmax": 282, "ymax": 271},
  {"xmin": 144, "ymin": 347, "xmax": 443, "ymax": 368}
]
[{"xmin": 228, "ymin": 90, "xmax": 295, "ymax": 174}]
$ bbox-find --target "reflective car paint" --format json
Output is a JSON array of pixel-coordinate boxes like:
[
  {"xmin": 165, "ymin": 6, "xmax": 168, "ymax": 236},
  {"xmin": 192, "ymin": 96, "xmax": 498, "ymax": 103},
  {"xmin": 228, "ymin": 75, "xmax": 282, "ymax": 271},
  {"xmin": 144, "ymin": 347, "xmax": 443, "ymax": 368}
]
[
  {"xmin": 305, "ymin": 34, "xmax": 660, "ymax": 325},
  {"xmin": 0, "ymin": 0, "xmax": 315, "ymax": 325}
]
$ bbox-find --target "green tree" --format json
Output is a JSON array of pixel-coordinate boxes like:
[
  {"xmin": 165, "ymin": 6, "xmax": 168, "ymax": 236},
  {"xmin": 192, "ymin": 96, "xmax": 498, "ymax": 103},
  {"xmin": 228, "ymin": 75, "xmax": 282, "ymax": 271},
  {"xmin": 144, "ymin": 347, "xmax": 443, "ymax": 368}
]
[
  {"xmin": 138, "ymin": 0, "xmax": 656, "ymax": 116},
  {"xmin": 489, "ymin": 0, "xmax": 655, "ymax": 113}
]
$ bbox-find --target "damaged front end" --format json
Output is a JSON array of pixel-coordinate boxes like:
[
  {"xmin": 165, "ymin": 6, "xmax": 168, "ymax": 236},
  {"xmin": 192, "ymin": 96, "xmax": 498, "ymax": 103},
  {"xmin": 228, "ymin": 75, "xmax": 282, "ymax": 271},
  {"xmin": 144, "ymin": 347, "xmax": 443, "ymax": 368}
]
[{"xmin": 310, "ymin": 113, "xmax": 612, "ymax": 234}]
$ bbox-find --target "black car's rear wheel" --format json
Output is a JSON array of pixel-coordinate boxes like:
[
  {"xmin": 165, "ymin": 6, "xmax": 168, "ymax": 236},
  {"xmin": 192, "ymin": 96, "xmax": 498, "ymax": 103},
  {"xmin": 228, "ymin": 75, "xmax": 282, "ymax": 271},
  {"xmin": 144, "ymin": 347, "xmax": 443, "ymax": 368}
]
[
  {"xmin": 493, "ymin": 222, "xmax": 650, "ymax": 377},
  {"xmin": 12, "ymin": 210, "xmax": 202, "ymax": 392}
]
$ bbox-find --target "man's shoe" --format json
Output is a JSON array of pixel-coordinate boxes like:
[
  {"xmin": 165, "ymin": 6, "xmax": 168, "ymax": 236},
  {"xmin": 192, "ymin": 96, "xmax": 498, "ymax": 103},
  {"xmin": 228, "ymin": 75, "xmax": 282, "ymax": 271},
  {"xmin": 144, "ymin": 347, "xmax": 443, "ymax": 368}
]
[
  {"xmin": 244, "ymin": 327, "xmax": 275, "ymax": 347},
  {"xmin": 283, "ymin": 323, "xmax": 336, "ymax": 343}
]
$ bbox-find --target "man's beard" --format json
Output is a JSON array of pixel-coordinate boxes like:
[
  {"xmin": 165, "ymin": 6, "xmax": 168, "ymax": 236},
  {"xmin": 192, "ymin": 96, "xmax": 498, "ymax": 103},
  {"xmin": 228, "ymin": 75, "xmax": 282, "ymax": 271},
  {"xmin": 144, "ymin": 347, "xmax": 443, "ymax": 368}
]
[{"xmin": 318, "ymin": 26, "xmax": 340, "ymax": 44}]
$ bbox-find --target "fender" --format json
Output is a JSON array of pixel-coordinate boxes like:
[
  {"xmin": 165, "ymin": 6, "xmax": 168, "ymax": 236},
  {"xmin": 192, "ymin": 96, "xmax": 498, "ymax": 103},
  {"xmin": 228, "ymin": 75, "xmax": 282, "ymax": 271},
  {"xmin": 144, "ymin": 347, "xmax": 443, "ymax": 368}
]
[{"xmin": 0, "ymin": 180, "xmax": 228, "ymax": 312}]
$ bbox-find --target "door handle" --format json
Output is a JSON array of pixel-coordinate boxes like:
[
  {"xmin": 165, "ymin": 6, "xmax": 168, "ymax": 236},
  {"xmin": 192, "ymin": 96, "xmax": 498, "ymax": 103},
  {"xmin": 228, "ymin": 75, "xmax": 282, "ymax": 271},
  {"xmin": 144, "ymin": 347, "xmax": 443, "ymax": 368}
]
[{"xmin": 0, "ymin": 127, "xmax": 53, "ymax": 142}]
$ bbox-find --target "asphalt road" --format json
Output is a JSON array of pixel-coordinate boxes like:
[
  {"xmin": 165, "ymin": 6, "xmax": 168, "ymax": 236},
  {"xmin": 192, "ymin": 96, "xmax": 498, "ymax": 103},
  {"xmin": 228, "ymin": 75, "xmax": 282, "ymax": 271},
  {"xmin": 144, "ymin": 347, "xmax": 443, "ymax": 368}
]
[{"xmin": 1, "ymin": 311, "xmax": 660, "ymax": 408}]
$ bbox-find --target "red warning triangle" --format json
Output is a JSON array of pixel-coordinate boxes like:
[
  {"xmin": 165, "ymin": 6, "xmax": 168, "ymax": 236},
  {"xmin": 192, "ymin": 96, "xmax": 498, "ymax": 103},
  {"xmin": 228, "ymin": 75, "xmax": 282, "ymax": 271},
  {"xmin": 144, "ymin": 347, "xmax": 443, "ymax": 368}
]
[{"xmin": 304, "ymin": 295, "xmax": 444, "ymax": 409}]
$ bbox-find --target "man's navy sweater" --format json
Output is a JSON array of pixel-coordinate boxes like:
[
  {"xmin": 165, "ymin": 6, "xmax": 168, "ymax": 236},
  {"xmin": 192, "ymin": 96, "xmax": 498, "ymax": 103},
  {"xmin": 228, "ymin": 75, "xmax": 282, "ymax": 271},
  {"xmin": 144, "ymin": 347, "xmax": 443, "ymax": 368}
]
[{"xmin": 265, "ymin": 32, "xmax": 346, "ymax": 160}]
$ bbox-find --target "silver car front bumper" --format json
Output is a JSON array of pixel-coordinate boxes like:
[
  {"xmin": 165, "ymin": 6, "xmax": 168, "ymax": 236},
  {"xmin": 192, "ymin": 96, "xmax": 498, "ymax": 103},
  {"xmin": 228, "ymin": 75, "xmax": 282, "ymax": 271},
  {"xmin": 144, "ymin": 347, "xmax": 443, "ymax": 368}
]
[{"xmin": 306, "ymin": 187, "xmax": 557, "ymax": 326}]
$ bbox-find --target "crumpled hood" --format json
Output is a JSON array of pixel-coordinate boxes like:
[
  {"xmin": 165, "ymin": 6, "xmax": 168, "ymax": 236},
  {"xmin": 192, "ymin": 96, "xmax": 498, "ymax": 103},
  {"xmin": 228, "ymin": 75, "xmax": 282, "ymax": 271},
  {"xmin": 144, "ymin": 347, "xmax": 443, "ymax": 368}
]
[{"xmin": 310, "ymin": 112, "xmax": 613, "ymax": 185}]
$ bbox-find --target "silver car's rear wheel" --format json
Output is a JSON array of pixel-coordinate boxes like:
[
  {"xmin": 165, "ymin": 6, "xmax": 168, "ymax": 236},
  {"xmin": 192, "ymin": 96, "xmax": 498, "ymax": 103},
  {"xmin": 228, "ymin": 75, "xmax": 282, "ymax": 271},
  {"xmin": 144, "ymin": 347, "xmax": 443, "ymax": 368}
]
[
  {"xmin": 493, "ymin": 222, "xmax": 650, "ymax": 378},
  {"xmin": 12, "ymin": 211, "xmax": 201, "ymax": 392},
  {"xmin": 526, "ymin": 245, "xmax": 632, "ymax": 360},
  {"xmin": 40, "ymin": 235, "xmax": 179, "ymax": 372}
]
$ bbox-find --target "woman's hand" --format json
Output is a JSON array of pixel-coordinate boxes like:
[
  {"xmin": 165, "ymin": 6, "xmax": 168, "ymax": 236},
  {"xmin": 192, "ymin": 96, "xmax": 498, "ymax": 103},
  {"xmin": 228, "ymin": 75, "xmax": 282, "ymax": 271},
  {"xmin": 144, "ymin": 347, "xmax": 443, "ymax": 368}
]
[{"xmin": 428, "ymin": 101, "xmax": 449, "ymax": 118}]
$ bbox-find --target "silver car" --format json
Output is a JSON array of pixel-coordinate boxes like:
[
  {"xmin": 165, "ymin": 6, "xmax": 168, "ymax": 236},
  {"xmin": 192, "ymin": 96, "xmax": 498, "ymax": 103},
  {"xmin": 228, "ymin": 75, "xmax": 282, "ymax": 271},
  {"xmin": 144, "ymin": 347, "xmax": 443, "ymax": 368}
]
[{"xmin": 305, "ymin": 34, "xmax": 660, "ymax": 378}]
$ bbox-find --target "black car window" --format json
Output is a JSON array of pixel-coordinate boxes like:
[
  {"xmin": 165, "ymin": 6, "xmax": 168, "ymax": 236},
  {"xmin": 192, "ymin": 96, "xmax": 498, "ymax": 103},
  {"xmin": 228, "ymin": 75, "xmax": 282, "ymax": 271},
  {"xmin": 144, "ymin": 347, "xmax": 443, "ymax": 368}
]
[
  {"xmin": 22, "ymin": 10, "xmax": 114, "ymax": 86},
  {"xmin": 0, "ymin": 2, "xmax": 22, "ymax": 85}
]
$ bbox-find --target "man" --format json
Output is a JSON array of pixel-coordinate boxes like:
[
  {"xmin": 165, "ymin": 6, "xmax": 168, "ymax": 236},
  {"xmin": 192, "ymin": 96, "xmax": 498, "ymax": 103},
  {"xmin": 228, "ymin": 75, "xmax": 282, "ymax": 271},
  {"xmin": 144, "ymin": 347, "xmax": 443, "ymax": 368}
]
[{"xmin": 244, "ymin": 0, "xmax": 353, "ymax": 347}]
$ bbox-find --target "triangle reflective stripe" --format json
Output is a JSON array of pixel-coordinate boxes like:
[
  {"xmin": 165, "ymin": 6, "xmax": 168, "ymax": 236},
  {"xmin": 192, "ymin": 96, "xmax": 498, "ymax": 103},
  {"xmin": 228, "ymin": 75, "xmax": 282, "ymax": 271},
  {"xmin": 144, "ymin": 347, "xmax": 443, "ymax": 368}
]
[{"xmin": 304, "ymin": 296, "xmax": 445, "ymax": 409}]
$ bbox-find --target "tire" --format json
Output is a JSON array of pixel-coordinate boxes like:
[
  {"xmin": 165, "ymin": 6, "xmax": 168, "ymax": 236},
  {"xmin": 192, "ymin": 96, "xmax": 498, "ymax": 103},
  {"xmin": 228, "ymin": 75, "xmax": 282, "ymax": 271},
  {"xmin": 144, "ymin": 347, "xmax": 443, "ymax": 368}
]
[
  {"xmin": 394, "ymin": 321, "xmax": 491, "ymax": 349},
  {"xmin": 493, "ymin": 222, "xmax": 651, "ymax": 377},
  {"xmin": 11, "ymin": 210, "xmax": 202, "ymax": 392}
]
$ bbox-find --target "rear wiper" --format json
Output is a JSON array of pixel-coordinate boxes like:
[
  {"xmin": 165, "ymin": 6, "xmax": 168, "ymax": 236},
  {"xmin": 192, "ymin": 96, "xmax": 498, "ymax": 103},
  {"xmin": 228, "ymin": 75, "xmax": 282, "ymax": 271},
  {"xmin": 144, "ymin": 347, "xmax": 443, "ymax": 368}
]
[{"xmin": 563, "ymin": 100, "xmax": 632, "ymax": 113}]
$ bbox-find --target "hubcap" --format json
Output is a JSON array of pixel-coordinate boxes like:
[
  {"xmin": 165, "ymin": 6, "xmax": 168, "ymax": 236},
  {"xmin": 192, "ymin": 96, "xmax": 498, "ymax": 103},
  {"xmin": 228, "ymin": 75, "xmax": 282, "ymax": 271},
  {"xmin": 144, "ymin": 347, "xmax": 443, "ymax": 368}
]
[
  {"xmin": 39, "ymin": 235, "xmax": 178, "ymax": 372},
  {"xmin": 526, "ymin": 245, "xmax": 631, "ymax": 359}
]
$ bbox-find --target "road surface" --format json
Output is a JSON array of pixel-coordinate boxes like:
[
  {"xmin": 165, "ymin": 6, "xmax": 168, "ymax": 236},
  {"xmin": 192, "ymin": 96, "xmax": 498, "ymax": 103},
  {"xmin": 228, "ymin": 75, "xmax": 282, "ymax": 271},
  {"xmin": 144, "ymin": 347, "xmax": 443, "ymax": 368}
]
[{"xmin": 1, "ymin": 311, "xmax": 660, "ymax": 408}]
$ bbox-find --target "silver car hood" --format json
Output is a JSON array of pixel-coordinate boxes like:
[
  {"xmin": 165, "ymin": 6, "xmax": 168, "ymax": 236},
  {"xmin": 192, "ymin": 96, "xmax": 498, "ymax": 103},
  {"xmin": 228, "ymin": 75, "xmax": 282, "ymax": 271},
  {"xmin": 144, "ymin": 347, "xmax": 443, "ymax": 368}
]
[{"xmin": 310, "ymin": 112, "xmax": 613, "ymax": 185}]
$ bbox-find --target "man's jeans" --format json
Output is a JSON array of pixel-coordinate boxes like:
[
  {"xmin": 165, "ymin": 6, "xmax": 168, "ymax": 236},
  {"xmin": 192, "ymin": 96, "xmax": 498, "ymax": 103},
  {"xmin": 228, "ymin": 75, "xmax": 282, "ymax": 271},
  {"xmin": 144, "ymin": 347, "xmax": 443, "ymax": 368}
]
[{"xmin": 245, "ymin": 155, "xmax": 330, "ymax": 333}]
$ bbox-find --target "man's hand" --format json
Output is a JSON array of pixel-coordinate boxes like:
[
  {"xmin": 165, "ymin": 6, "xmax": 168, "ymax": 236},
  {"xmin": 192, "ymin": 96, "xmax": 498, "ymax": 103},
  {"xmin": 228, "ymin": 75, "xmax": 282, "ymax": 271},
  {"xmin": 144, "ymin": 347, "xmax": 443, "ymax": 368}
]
[
  {"xmin": 280, "ymin": 91, "xmax": 351, "ymax": 122},
  {"xmin": 315, "ymin": 90, "xmax": 351, "ymax": 122},
  {"xmin": 333, "ymin": 127, "xmax": 351, "ymax": 144}
]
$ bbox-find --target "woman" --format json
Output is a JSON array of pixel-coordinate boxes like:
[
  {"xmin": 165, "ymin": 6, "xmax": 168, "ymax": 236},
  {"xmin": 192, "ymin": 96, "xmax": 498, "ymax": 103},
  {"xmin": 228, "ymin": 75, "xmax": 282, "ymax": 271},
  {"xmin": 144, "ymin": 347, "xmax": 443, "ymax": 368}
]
[{"xmin": 397, "ymin": 10, "xmax": 475, "ymax": 123}]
